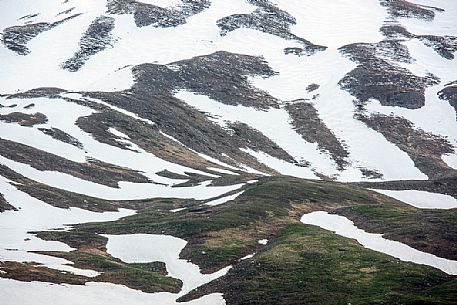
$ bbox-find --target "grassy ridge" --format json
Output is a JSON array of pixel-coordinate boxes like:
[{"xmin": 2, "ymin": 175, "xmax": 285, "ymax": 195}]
[
  {"xmin": 182, "ymin": 224, "xmax": 456, "ymax": 305},
  {"xmin": 20, "ymin": 176, "xmax": 457, "ymax": 304}
]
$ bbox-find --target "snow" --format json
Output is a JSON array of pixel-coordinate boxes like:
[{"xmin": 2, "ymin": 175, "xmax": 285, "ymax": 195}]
[
  {"xmin": 258, "ymin": 239, "xmax": 268, "ymax": 245},
  {"xmin": 0, "ymin": 95, "xmax": 239, "ymax": 187},
  {"xmin": 270, "ymin": 0, "xmax": 386, "ymax": 47},
  {"xmin": 104, "ymin": 234, "xmax": 231, "ymax": 295},
  {"xmin": 62, "ymin": 93, "xmax": 156, "ymax": 126},
  {"xmin": 0, "ymin": 0, "xmax": 445, "ymax": 181},
  {"xmin": 365, "ymin": 39, "xmax": 457, "ymax": 167},
  {"xmin": 0, "ymin": 0, "xmax": 117, "ymax": 93},
  {"xmin": 0, "ymin": 177, "xmax": 135, "ymax": 276},
  {"xmin": 240, "ymin": 254, "xmax": 255, "ymax": 261},
  {"xmin": 395, "ymin": 0, "xmax": 457, "ymax": 36},
  {"xmin": 443, "ymin": 153, "xmax": 457, "ymax": 170},
  {"xmin": 0, "ymin": 279, "xmax": 226, "ymax": 305},
  {"xmin": 372, "ymin": 189, "xmax": 457, "ymax": 209},
  {"xmin": 205, "ymin": 191, "xmax": 244, "ymax": 207},
  {"xmin": 0, "ymin": 155, "xmax": 245, "ymax": 201},
  {"xmin": 196, "ymin": 153, "xmax": 240, "ymax": 171},
  {"xmin": 1, "ymin": 0, "xmax": 457, "ymax": 302},
  {"xmin": 0, "ymin": 0, "xmax": 258, "ymax": 93},
  {"xmin": 241, "ymin": 148, "xmax": 318, "ymax": 179},
  {"xmin": 244, "ymin": 39, "xmax": 428, "ymax": 182},
  {"xmin": 301, "ymin": 211, "xmax": 457, "ymax": 275},
  {"xmin": 207, "ymin": 167, "xmax": 239, "ymax": 176},
  {"xmin": 176, "ymin": 90, "xmax": 338, "ymax": 177},
  {"xmin": 138, "ymin": 0, "xmax": 182, "ymax": 8}
]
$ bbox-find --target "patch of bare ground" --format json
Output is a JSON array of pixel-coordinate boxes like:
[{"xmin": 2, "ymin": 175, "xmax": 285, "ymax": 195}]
[
  {"xmin": 0, "ymin": 164, "xmax": 193, "ymax": 212},
  {"xmin": 286, "ymin": 102, "xmax": 349, "ymax": 170},
  {"xmin": 1, "ymin": 14, "xmax": 81, "ymax": 55},
  {"xmin": 37, "ymin": 177, "xmax": 457, "ymax": 273},
  {"xmin": 0, "ymin": 256, "xmax": 181, "ymax": 294},
  {"xmin": 439, "ymin": 81, "xmax": 457, "ymax": 120},
  {"xmin": 217, "ymin": 0, "xmax": 326, "ymax": 56},
  {"xmin": 76, "ymin": 110, "xmax": 274, "ymax": 176},
  {"xmin": 381, "ymin": 24, "xmax": 457, "ymax": 60},
  {"xmin": 61, "ymin": 15, "xmax": 115, "ymax": 72},
  {"xmin": 339, "ymin": 41, "xmax": 439, "ymax": 109},
  {"xmin": 0, "ymin": 112, "xmax": 47, "ymax": 126},
  {"xmin": 0, "ymin": 193, "xmax": 16, "ymax": 212},
  {"xmin": 355, "ymin": 175, "xmax": 457, "ymax": 200},
  {"xmin": 6, "ymin": 87, "xmax": 66, "ymax": 99},
  {"xmin": 0, "ymin": 138, "xmax": 150, "ymax": 188},
  {"xmin": 357, "ymin": 113, "xmax": 456, "ymax": 179},
  {"xmin": 107, "ymin": 0, "xmax": 210, "ymax": 28},
  {"xmin": 83, "ymin": 90, "xmax": 285, "ymax": 175},
  {"xmin": 380, "ymin": 0, "xmax": 443, "ymax": 21},
  {"xmin": 38, "ymin": 127, "xmax": 84, "ymax": 149}
]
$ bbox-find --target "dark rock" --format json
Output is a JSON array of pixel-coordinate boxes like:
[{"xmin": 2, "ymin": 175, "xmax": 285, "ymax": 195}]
[
  {"xmin": 358, "ymin": 113, "xmax": 456, "ymax": 178},
  {"xmin": 217, "ymin": 0, "xmax": 326, "ymax": 56},
  {"xmin": 339, "ymin": 41, "xmax": 439, "ymax": 109},
  {"xmin": 286, "ymin": 102, "xmax": 349, "ymax": 170},
  {"xmin": 438, "ymin": 81, "xmax": 457, "ymax": 120},
  {"xmin": 0, "ymin": 112, "xmax": 48, "ymax": 126},
  {"xmin": 380, "ymin": 0, "xmax": 443, "ymax": 21},
  {"xmin": 38, "ymin": 127, "xmax": 84, "ymax": 149},
  {"xmin": 107, "ymin": 0, "xmax": 210, "ymax": 28},
  {"xmin": 61, "ymin": 15, "xmax": 115, "ymax": 72},
  {"xmin": 1, "ymin": 14, "xmax": 81, "ymax": 55}
]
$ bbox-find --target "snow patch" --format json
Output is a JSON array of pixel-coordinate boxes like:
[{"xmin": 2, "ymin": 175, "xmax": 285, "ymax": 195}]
[
  {"xmin": 205, "ymin": 191, "xmax": 244, "ymax": 207},
  {"xmin": 301, "ymin": 211, "xmax": 457, "ymax": 275},
  {"xmin": 104, "ymin": 234, "xmax": 231, "ymax": 295},
  {"xmin": 372, "ymin": 189, "xmax": 457, "ymax": 209}
]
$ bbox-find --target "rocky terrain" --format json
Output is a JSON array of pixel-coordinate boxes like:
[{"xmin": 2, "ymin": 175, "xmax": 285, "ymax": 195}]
[{"xmin": 0, "ymin": 0, "xmax": 456, "ymax": 304}]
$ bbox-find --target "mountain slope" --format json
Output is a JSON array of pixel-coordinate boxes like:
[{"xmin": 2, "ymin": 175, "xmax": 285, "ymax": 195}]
[{"xmin": 1, "ymin": 0, "xmax": 457, "ymax": 304}]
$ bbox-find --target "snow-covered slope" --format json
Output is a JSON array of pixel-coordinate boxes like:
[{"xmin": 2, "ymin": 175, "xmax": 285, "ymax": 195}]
[{"xmin": 1, "ymin": 0, "xmax": 457, "ymax": 304}]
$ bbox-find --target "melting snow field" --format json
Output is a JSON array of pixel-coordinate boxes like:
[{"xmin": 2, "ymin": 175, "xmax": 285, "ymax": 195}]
[
  {"xmin": 205, "ymin": 191, "xmax": 245, "ymax": 207},
  {"xmin": 301, "ymin": 211, "xmax": 457, "ymax": 275},
  {"xmin": 0, "ymin": 177, "xmax": 135, "ymax": 276},
  {"xmin": 104, "ymin": 234, "xmax": 231, "ymax": 295},
  {"xmin": 1, "ymin": 0, "xmax": 457, "ymax": 303},
  {"xmin": 0, "ymin": 0, "xmax": 453, "ymax": 181},
  {"xmin": 0, "ymin": 279, "xmax": 226, "ymax": 305},
  {"xmin": 372, "ymin": 189, "xmax": 457, "ymax": 209}
]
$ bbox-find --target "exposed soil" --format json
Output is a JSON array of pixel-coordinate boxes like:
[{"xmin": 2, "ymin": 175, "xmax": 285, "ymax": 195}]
[
  {"xmin": 339, "ymin": 41, "xmax": 439, "ymax": 109},
  {"xmin": 358, "ymin": 113, "xmax": 456, "ymax": 179},
  {"xmin": 61, "ymin": 15, "xmax": 115, "ymax": 72},
  {"xmin": 0, "ymin": 138, "xmax": 151, "ymax": 188},
  {"xmin": 0, "ymin": 193, "xmax": 16, "ymax": 212},
  {"xmin": 107, "ymin": 0, "xmax": 210, "ymax": 28},
  {"xmin": 0, "ymin": 164, "xmax": 198, "ymax": 212},
  {"xmin": 228, "ymin": 122, "xmax": 296, "ymax": 164},
  {"xmin": 355, "ymin": 175, "xmax": 457, "ymax": 199},
  {"xmin": 1, "ymin": 14, "xmax": 81, "ymax": 55},
  {"xmin": 359, "ymin": 167, "xmax": 384, "ymax": 180},
  {"xmin": 0, "ymin": 254, "xmax": 182, "ymax": 294},
  {"xmin": 380, "ymin": 0, "xmax": 443, "ymax": 21},
  {"xmin": 439, "ymin": 81, "xmax": 457, "ymax": 120},
  {"xmin": 6, "ymin": 87, "xmax": 66, "ymax": 100},
  {"xmin": 381, "ymin": 24, "xmax": 457, "ymax": 60},
  {"xmin": 0, "ymin": 112, "xmax": 47, "ymax": 126},
  {"xmin": 38, "ymin": 127, "xmax": 84, "ymax": 149},
  {"xmin": 217, "ymin": 0, "xmax": 326, "ymax": 56},
  {"xmin": 132, "ymin": 51, "xmax": 279, "ymax": 109},
  {"xmin": 286, "ymin": 102, "xmax": 349, "ymax": 170}
]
